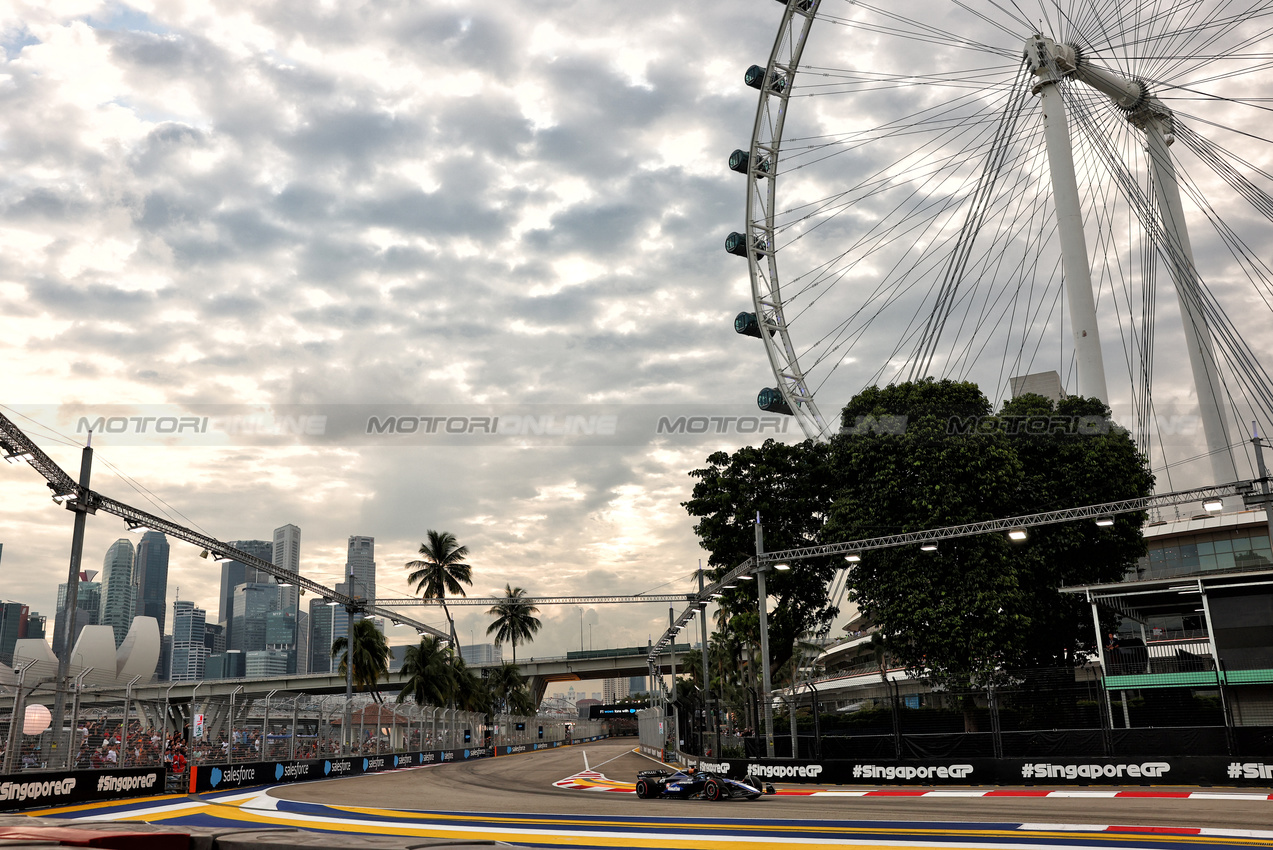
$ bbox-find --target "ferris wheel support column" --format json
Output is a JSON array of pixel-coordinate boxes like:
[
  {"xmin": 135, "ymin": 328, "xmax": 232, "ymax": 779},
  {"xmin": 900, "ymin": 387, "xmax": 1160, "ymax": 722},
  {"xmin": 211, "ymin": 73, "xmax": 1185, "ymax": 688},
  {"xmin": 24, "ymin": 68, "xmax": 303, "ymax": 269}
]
[
  {"xmin": 1028, "ymin": 37, "xmax": 1110, "ymax": 403},
  {"xmin": 1141, "ymin": 119, "xmax": 1239, "ymax": 486}
]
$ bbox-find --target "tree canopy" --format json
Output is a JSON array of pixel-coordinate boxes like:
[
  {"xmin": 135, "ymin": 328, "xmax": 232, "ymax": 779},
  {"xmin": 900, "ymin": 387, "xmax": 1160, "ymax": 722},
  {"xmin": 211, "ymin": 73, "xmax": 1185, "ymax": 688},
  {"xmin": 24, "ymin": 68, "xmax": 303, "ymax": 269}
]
[
  {"xmin": 486, "ymin": 584, "xmax": 543, "ymax": 664},
  {"xmin": 332, "ymin": 618, "xmax": 391, "ymax": 702},
  {"xmin": 684, "ymin": 378, "xmax": 1153, "ymax": 688}
]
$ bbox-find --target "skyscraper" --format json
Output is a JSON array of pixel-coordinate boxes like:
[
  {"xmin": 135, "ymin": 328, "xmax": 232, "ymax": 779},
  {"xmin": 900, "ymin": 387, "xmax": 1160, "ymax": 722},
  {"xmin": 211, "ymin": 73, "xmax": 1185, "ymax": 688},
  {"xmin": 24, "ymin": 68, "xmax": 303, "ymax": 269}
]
[
  {"xmin": 170, "ymin": 600, "xmax": 209, "ymax": 682},
  {"xmin": 229, "ymin": 582, "xmax": 278, "ymax": 654},
  {"xmin": 99, "ymin": 538, "xmax": 136, "ymax": 648},
  {"xmin": 346, "ymin": 536, "xmax": 376, "ymax": 605},
  {"xmin": 273, "ymin": 524, "xmax": 301, "ymax": 576},
  {"xmin": 53, "ymin": 571, "xmax": 101, "ymax": 657},
  {"xmin": 0, "ymin": 602, "xmax": 27, "ymax": 665},
  {"xmin": 218, "ymin": 539, "xmax": 272, "ymax": 646},
  {"xmin": 133, "ymin": 531, "xmax": 170, "ymax": 635},
  {"xmin": 308, "ymin": 596, "xmax": 347, "ymax": 674}
]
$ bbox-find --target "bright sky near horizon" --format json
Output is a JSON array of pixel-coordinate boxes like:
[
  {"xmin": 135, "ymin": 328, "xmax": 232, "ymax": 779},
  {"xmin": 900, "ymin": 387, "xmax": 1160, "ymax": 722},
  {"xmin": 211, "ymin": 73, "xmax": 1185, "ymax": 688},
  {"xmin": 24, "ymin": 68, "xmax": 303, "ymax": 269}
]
[{"xmin": 3, "ymin": 0, "xmax": 1271, "ymax": 660}]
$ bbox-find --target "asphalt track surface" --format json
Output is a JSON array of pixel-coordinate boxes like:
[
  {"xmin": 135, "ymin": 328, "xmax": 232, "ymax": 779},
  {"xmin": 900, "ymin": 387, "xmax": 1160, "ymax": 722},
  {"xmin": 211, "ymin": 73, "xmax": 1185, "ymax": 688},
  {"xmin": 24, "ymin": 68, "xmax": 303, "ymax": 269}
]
[{"xmin": 32, "ymin": 740, "xmax": 1273, "ymax": 849}]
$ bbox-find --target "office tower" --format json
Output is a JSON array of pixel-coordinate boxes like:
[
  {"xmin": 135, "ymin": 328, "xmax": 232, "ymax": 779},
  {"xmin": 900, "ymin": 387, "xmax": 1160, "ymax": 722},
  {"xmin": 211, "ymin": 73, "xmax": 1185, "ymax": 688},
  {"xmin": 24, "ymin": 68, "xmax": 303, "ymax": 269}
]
[
  {"xmin": 133, "ymin": 531, "xmax": 170, "ymax": 635},
  {"xmin": 204, "ymin": 622, "xmax": 226, "ymax": 656},
  {"xmin": 273, "ymin": 524, "xmax": 301, "ymax": 612},
  {"xmin": 218, "ymin": 539, "xmax": 272, "ymax": 645},
  {"xmin": 99, "ymin": 538, "xmax": 136, "ymax": 648},
  {"xmin": 22, "ymin": 612, "xmax": 45, "ymax": 641},
  {"xmin": 345, "ymin": 536, "xmax": 376, "ymax": 605},
  {"xmin": 295, "ymin": 610, "xmax": 309, "ymax": 674},
  {"xmin": 264, "ymin": 610, "xmax": 297, "ymax": 673},
  {"xmin": 229, "ymin": 582, "xmax": 278, "ymax": 654},
  {"xmin": 308, "ymin": 597, "xmax": 332, "ymax": 674},
  {"xmin": 308, "ymin": 596, "xmax": 347, "ymax": 674},
  {"xmin": 460, "ymin": 644, "xmax": 502, "ymax": 665},
  {"xmin": 603, "ymin": 677, "xmax": 630, "ymax": 703},
  {"xmin": 0, "ymin": 602, "xmax": 27, "ymax": 665},
  {"xmin": 53, "ymin": 572, "xmax": 101, "ymax": 657},
  {"xmin": 245, "ymin": 649, "xmax": 290, "ymax": 678},
  {"xmin": 206, "ymin": 650, "xmax": 245, "ymax": 679},
  {"xmin": 171, "ymin": 600, "xmax": 209, "ymax": 682}
]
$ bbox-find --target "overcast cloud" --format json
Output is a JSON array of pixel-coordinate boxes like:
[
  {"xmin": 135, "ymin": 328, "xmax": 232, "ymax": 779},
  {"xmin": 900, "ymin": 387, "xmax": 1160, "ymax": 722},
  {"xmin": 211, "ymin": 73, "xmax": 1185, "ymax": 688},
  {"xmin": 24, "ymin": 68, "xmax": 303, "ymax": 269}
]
[{"xmin": 2, "ymin": 0, "xmax": 1271, "ymax": 678}]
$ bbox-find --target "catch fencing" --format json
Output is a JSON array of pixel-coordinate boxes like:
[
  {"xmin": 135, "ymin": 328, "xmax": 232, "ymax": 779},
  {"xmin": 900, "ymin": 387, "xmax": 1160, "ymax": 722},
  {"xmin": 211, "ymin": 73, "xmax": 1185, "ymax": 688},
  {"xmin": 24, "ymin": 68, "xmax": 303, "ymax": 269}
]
[
  {"xmin": 1, "ymin": 678, "xmax": 604, "ymax": 793},
  {"xmin": 657, "ymin": 664, "xmax": 1273, "ymax": 767}
]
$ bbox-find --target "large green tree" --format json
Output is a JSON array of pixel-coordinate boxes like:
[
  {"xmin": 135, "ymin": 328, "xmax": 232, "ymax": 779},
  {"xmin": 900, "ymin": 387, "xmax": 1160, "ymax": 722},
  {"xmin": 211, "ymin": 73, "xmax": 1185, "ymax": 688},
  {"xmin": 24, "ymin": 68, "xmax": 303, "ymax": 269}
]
[
  {"xmin": 683, "ymin": 438, "xmax": 843, "ymax": 681},
  {"xmin": 824, "ymin": 379, "xmax": 1152, "ymax": 683},
  {"xmin": 332, "ymin": 618, "xmax": 391, "ymax": 702},
  {"xmin": 486, "ymin": 584, "xmax": 542, "ymax": 664},
  {"xmin": 405, "ymin": 530, "xmax": 473, "ymax": 643}
]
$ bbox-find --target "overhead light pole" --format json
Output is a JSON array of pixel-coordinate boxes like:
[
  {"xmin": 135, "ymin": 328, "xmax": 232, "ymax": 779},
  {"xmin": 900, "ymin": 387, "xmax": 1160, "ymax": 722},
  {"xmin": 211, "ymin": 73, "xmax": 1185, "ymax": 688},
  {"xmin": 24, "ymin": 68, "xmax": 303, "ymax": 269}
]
[
  {"xmin": 755, "ymin": 513, "xmax": 775, "ymax": 758},
  {"xmin": 50, "ymin": 432, "xmax": 95, "ymax": 768}
]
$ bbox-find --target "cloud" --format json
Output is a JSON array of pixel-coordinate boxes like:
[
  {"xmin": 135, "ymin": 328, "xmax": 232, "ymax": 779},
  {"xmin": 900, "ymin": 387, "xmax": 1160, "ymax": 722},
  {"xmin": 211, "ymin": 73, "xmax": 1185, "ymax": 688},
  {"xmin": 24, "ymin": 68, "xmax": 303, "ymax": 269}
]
[{"xmin": 3, "ymin": 0, "xmax": 1269, "ymax": 677}]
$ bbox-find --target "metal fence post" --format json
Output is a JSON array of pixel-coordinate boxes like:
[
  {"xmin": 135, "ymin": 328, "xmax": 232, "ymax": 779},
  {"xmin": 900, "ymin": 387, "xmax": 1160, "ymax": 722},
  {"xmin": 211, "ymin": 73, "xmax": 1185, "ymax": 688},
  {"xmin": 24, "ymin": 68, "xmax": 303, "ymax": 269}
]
[
  {"xmin": 3, "ymin": 660, "xmax": 36, "ymax": 773},
  {"xmin": 229, "ymin": 686, "xmax": 243, "ymax": 763},
  {"xmin": 121, "ymin": 676, "xmax": 141, "ymax": 768},
  {"xmin": 291, "ymin": 695, "xmax": 301, "ymax": 760}
]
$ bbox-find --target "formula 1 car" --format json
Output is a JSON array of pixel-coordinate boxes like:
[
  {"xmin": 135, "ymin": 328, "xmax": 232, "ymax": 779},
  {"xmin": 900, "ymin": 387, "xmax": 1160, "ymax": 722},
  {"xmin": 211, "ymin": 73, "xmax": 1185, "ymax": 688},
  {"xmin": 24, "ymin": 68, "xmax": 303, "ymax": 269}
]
[{"xmin": 634, "ymin": 768, "xmax": 774, "ymax": 801}]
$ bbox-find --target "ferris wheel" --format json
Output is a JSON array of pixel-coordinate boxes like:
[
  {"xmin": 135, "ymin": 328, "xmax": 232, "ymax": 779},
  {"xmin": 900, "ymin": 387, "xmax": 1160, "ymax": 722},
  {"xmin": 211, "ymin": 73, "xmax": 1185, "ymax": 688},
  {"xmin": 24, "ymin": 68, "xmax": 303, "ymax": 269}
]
[{"xmin": 729, "ymin": 0, "xmax": 1273, "ymax": 487}]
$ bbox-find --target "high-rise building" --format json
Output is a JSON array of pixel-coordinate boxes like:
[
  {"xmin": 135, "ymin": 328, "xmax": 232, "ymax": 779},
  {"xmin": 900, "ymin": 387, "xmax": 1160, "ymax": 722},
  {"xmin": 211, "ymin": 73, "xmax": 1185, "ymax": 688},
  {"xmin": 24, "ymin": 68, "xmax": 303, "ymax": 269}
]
[
  {"xmin": 171, "ymin": 600, "xmax": 209, "ymax": 682},
  {"xmin": 245, "ymin": 649, "xmax": 290, "ymax": 678},
  {"xmin": 307, "ymin": 596, "xmax": 348, "ymax": 674},
  {"xmin": 204, "ymin": 622, "xmax": 226, "ymax": 656},
  {"xmin": 0, "ymin": 602, "xmax": 27, "ymax": 665},
  {"xmin": 206, "ymin": 650, "xmax": 245, "ymax": 679},
  {"xmin": 22, "ymin": 612, "xmax": 45, "ymax": 641},
  {"xmin": 133, "ymin": 531, "xmax": 170, "ymax": 635},
  {"xmin": 230, "ymin": 582, "xmax": 278, "ymax": 654},
  {"xmin": 218, "ymin": 539, "xmax": 272, "ymax": 645},
  {"xmin": 460, "ymin": 644, "xmax": 502, "ymax": 665},
  {"xmin": 603, "ymin": 677, "xmax": 630, "ymax": 703},
  {"xmin": 53, "ymin": 571, "xmax": 101, "ymax": 657},
  {"xmin": 345, "ymin": 536, "xmax": 376, "ymax": 605},
  {"xmin": 99, "ymin": 538, "xmax": 136, "ymax": 648},
  {"xmin": 273, "ymin": 524, "xmax": 301, "ymax": 613},
  {"xmin": 295, "ymin": 609, "xmax": 309, "ymax": 675},
  {"xmin": 264, "ymin": 610, "xmax": 297, "ymax": 674}
]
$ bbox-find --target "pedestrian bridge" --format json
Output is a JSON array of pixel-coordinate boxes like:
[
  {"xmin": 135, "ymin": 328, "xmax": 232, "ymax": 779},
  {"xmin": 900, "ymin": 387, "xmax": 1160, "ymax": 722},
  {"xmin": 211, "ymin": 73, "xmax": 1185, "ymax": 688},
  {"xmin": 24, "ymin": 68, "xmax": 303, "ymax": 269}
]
[{"xmin": 74, "ymin": 643, "xmax": 693, "ymax": 709}]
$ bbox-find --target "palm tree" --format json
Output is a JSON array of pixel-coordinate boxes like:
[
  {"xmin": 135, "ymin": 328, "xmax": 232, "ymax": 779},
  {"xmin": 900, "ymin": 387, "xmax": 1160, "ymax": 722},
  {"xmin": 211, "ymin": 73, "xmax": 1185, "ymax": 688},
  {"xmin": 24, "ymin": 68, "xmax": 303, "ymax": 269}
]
[
  {"xmin": 396, "ymin": 636, "xmax": 454, "ymax": 708},
  {"xmin": 450, "ymin": 656, "xmax": 492, "ymax": 714},
  {"xmin": 405, "ymin": 530, "xmax": 473, "ymax": 644},
  {"xmin": 487, "ymin": 663, "xmax": 525, "ymax": 713},
  {"xmin": 332, "ymin": 618, "xmax": 391, "ymax": 703},
  {"xmin": 486, "ymin": 584, "xmax": 542, "ymax": 664}
]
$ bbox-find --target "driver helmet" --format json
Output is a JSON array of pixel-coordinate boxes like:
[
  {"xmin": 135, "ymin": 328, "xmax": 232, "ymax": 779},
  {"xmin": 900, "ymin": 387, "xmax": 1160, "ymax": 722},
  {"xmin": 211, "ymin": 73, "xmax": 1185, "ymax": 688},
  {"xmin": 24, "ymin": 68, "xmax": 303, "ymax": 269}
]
[{"xmin": 685, "ymin": 767, "xmax": 697, "ymax": 775}]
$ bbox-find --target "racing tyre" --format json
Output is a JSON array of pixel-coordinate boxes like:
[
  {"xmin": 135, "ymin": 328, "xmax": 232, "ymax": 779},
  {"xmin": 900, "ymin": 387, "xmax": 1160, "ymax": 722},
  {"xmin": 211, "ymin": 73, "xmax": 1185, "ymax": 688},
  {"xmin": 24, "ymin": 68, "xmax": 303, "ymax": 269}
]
[
  {"xmin": 704, "ymin": 778, "xmax": 723, "ymax": 802},
  {"xmin": 635, "ymin": 778, "xmax": 652, "ymax": 799}
]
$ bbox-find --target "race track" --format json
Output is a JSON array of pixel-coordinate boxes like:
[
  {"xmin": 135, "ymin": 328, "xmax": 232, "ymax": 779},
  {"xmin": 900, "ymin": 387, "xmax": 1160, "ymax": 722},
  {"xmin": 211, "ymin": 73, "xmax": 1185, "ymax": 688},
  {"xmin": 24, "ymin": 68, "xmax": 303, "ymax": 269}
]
[{"xmin": 30, "ymin": 740, "xmax": 1273, "ymax": 849}]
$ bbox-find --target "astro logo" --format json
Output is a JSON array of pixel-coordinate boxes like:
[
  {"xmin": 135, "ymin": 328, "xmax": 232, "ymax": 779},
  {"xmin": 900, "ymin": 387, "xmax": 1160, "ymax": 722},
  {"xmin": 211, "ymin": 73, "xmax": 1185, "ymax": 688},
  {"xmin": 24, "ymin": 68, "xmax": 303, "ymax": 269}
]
[
  {"xmin": 464, "ymin": 750, "xmax": 470, "ymax": 759},
  {"xmin": 210, "ymin": 768, "xmax": 223, "ymax": 788},
  {"xmin": 324, "ymin": 761, "xmax": 332, "ymax": 776},
  {"xmin": 363, "ymin": 759, "xmax": 369, "ymax": 771},
  {"xmin": 275, "ymin": 764, "xmax": 285, "ymax": 781}
]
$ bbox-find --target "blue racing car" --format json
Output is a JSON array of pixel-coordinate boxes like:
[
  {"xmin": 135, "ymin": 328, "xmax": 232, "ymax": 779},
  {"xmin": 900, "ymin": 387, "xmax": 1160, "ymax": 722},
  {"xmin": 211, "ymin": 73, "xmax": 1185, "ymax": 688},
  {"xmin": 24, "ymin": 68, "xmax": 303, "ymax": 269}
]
[{"xmin": 634, "ymin": 767, "xmax": 773, "ymax": 801}]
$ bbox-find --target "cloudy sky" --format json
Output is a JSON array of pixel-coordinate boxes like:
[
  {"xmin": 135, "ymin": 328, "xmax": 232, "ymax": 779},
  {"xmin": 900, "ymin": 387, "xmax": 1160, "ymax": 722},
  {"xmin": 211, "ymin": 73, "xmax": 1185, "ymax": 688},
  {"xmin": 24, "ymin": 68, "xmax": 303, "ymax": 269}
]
[
  {"xmin": 2, "ymin": 0, "xmax": 1271, "ymax": 677},
  {"xmin": 0, "ymin": 0, "xmax": 798, "ymax": 665}
]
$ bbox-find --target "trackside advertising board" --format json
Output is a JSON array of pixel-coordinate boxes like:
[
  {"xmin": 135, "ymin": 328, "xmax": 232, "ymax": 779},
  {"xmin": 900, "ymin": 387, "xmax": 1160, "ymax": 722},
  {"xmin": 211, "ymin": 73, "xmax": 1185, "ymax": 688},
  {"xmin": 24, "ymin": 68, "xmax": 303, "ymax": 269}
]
[
  {"xmin": 0, "ymin": 767, "xmax": 166, "ymax": 811},
  {"xmin": 189, "ymin": 747, "xmax": 493, "ymax": 793},
  {"xmin": 726, "ymin": 757, "xmax": 1273, "ymax": 786}
]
